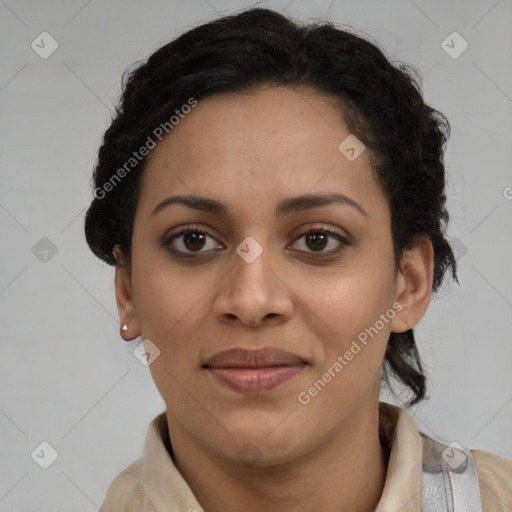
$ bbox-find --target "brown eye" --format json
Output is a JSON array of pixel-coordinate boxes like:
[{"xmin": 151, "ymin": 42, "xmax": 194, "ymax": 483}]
[
  {"xmin": 181, "ymin": 231, "xmax": 207, "ymax": 251},
  {"xmin": 165, "ymin": 227, "xmax": 223, "ymax": 254},
  {"xmin": 292, "ymin": 228, "xmax": 349, "ymax": 255},
  {"xmin": 164, "ymin": 225, "xmax": 349, "ymax": 259},
  {"xmin": 305, "ymin": 232, "xmax": 328, "ymax": 251}
]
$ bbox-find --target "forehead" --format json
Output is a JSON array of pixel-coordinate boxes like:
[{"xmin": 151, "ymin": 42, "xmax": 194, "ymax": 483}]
[{"xmin": 137, "ymin": 86, "xmax": 386, "ymax": 221}]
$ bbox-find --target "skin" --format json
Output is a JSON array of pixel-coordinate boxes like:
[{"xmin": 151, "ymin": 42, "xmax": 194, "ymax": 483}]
[{"xmin": 114, "ymin": 85, "xmax": 433, "ymax": 512}]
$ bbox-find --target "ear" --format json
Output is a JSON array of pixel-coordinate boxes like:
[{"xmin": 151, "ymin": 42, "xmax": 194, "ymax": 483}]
[
  {"xmin": 113, "ymin": 245, "xmax": 140, "ymax": 341},
  {"xmin": 389, "ymin": 236, "xmax": 434, "ymax": 333}
]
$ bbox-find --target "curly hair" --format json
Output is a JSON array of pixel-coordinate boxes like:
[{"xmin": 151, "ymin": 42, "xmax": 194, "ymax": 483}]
[{"xmin": 84, "ymin": 7, "xmax": 457, "ymax": 406}]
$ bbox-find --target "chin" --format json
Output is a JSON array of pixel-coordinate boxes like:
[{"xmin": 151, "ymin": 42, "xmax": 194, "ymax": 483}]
[
  {"xmin": 215, "ymin": 418, "xmax": 307, "ymax": 463},
  {"xmin": 219, "ymin": 436, "xmax": 304, "ymax": 469}
]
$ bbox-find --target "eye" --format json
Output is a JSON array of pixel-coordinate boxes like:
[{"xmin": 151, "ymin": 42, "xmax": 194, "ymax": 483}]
[
  {"xmin": 164, "ymin": 225, "xmax": 223, "ymax": 255},
  {"xmin": 291, "ymin": 227, "xmax": 349, "ymax": 255},
  {"xmin": 164, "ymin": 224, "xmax": 349, "ymax": 258}
]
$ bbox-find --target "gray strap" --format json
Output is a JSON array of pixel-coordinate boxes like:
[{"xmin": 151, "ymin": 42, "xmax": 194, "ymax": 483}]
[{"xmin": 421, "ymin": 433, "xmax": 483, "ymax": 512}]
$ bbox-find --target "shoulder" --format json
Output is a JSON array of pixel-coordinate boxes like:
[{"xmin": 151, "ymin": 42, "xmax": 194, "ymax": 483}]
[
  {"xmin": 100, "ymin": 457, "xmax": 146, "ymax": 511},
  {"xmin": 471, "ymin": 449, "xmax": 512, "ymax": 511}
]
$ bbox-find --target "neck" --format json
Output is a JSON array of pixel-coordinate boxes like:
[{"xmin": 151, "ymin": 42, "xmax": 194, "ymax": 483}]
[{"xmin": 167, "ymin": 402, "xmax": 388, "ymax": 512}]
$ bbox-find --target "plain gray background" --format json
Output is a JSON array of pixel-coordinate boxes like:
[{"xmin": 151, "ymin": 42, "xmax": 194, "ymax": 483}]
[{"xmin": 1, "ymin": 0, "xmax": 511, "ymax": 510}]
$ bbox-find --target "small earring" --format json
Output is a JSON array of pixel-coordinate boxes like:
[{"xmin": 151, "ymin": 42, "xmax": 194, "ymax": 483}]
[{"xmin": 121, "ymin": 323, "xmax": 128, "ymax": 332}]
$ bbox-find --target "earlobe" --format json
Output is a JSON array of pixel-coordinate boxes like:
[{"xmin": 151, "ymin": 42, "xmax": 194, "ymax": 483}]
[
  {"xmin": 113, "ymin": 245, "xmax": 141, "ymax": 341},
  {"xmin": 389, "ymin": 237, "xmax": 434, "ymax": 334}
]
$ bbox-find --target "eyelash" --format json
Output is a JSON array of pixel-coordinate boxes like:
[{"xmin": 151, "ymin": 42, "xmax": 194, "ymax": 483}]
[{"xmin": 163, "ymin": 224, "xmax": 350, "ymax": 259}]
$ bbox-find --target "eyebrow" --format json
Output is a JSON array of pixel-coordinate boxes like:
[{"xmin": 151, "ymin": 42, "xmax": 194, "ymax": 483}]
[{"xmin": 151, "ymin": 192, "xmax": 368, "ymax": 218}]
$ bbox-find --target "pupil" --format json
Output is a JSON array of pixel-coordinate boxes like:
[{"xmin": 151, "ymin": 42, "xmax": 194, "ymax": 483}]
[
  {"xmin": 185, "ymin": 232, "xmax": 206, "ymax": 251},
  {"xmin": 308, "ymin": 233, "xmax": 327, "ymax": 251}
]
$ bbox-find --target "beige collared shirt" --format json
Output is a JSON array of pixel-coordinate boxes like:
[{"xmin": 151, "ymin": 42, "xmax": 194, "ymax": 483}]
[{"xmin": 100, "ymin": 403, "xmax": 512, "ymax": 511}]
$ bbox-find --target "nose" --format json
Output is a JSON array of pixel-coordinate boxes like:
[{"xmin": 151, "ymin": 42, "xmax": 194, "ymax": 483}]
[{"xmin": 212, "ymin": 243, "xmax": 293, "ymax": 328}]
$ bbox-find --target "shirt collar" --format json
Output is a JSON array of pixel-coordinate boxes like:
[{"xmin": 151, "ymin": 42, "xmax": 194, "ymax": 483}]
[
  {"xmin": 375, "ymin": 402, "xmax": 423, "ymax": 511},
  {"xmin": 142, "ymin": 402, "xmax": 423, "ymax": 511}
]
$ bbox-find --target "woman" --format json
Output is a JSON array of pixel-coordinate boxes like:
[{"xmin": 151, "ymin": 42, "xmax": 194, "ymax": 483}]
[{"xmin": 84, "ymin": 7, "xmax": 511, "ymax": 511}]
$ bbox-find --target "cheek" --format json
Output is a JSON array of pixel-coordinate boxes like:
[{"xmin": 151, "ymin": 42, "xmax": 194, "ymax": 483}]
[
  {"xmin": 295, "ymin": 275, "xmax": 394, "ymax": 415},
  {"xmin": 132, "ymin": 266, "xmax": 209, "ymax": 404},
  {"xmin": 299, "ymin": 267, "xmax": 395, "ymax": 337},
  {"xmin": 132, "ymin": 244, "xmax": 203, "ymax": 329},
  {"xmin": 131, "ymin": 259, "xmax": 208, "ymax": 370},
  {"xmin": 298, "ymin": 265, "xmax": 396, "ymax": 393}
]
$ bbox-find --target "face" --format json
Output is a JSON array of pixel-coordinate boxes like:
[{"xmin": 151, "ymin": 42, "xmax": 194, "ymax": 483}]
[{"xmin": 115, "ymin": 85, "xmax": 428, "ymax": 466}]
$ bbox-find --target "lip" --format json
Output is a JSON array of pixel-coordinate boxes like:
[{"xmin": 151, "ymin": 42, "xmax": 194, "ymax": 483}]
[{"xmin": 204, "ymin": 347, "xmax": 308, "ymax": 394}]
